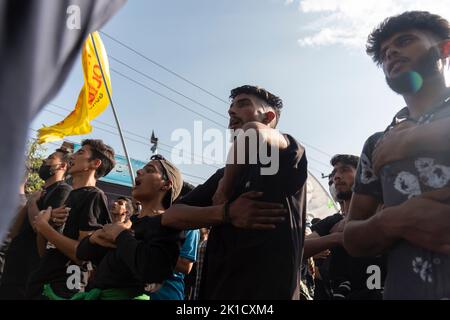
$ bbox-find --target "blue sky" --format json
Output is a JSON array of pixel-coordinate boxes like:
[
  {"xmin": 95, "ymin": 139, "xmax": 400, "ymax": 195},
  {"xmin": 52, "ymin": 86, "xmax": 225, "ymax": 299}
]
[{"xmin": 30, "ymin": 0, "xmax": 450, "ymax": 188}]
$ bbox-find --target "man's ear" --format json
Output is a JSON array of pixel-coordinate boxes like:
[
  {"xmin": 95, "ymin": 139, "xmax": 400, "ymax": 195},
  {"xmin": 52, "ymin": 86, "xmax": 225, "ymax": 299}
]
[
  {"xmin": 91, "ymin": 159, "xmax": 102, "ymax": 171},
  {"xmin": 439, "ymin": 40, "xmax": 450, "ymax": 58},
  {"xmin": 162, "ymin": 180, "xmax": 173, "ymax": 191},
  {"xmin": 60, "ymin": 162, "xmax": 69, "ymax": 171},
  {"xmin": 263, "ymin": 110, "xmax": 276, "ymax": 125}
]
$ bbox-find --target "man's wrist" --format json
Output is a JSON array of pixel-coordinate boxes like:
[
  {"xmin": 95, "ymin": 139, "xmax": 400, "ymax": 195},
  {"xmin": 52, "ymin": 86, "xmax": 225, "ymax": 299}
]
[
  {"xmin": 222, "ymin": 201, "xmax": 231, "ymax": 224},
  {"xmin": 374, "ymin": 206, "xmax": 403, "ymax": 242}
]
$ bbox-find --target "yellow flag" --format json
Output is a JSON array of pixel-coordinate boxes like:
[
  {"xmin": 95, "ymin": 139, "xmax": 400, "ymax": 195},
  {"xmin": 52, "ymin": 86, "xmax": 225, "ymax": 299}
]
[{"xmin": 37, "ymin": 32, "xmax": 111, "ymax": 144}]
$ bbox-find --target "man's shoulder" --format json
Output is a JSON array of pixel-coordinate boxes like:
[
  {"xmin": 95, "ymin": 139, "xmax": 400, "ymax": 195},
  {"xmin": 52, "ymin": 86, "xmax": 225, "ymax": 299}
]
[
  {"xmin": 283, "ymin": 133, "xmax": 302, "ymax": 149},
  {"xmin": 68, "ymin": 186, "xmax": 106, "ymax": 203},
  {"xmin": 364, "ymin": 131, "xmax": 384, "ymax": 147},
  {"xmin": 55, "ymin": 181, "xmax": 72, "ymax": 192}
]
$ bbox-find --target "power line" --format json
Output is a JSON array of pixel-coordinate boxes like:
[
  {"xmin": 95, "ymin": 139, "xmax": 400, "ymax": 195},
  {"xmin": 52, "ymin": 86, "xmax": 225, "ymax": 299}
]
[
  {"xmin": 307, "ymin": 155, "xmax": 331, "ymax": 169},
  {"xmin": 100, "ymin": 31, "xmax": 229, "ymax": 105},
  {"xmin": 28, "ymin": 128, "xmax": 207, "ymax": 183},
  {"xmin": 109, "ymin": 56, "xmax": 228, "ymax": 120},
  {"xmin": 41, "ymin": 108, "xmax": 221, "ymax": 172},
  {"xmin": 45, "ymin": 103, "xmax": 331, "ymax": 172},
  {"xmin": 101, "ymin": 32, "xmax": 333, "ymax": 160},
  {"xmin": 299, "ymin": 140, "xmax": 333, "ymax": 158},
  {"xmin": 110, "ymin": 68, "xmax": 227, "ymax": 129},
  {"xmin": 46, "ymin": 103, "xmax": 223, "ymax": 168}
]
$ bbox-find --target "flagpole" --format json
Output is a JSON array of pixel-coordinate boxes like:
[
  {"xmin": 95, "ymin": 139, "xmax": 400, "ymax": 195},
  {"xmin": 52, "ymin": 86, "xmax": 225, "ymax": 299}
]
[{"xmin": 90, "ymin": 33, "xmax": 136, "ymax": 187}]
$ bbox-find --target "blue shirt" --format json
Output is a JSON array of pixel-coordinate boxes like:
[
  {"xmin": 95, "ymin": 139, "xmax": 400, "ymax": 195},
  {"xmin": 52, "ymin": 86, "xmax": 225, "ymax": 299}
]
[{"xmin": 150, "ymin": 229, "xmax": 199, "ymax": 300}]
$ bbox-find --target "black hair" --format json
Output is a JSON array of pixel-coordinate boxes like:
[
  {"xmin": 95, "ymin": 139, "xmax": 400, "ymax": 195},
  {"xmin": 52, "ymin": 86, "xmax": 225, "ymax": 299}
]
[
  {"xmin": 116, "ymin": 196, "xmax": 134, "ymax": 218},
  {"xmin": 367, "ymin": 11, "xmax": 450, "ymax": 65},
  {"xmin": 331, "ymin": 154, "xmax": 359, "ymax": 169},
  {"xmin": 55, "ymin": 148, "xmax": 71, "ymax": 164},
  {"xmin": 81, "ymin": 139, "xmax": 116, "ymax": 179},
  {"xmin": 230, "ymin": 85, "xmax": 283, "ymax": 126}
]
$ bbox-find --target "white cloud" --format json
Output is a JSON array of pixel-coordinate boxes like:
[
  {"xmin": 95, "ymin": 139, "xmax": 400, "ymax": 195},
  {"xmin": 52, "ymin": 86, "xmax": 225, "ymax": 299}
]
[
  {"xmin": 284, "ymin": 0, "xmax": 294, "ymax": 5},
  {"xmin": 295, "ymin": 0, "xmax": 450, "ymax": 48}
]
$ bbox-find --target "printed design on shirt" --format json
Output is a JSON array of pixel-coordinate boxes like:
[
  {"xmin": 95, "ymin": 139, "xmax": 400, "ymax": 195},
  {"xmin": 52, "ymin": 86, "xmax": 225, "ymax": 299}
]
[
  {"xmin": 415, "ymin": 158, "xmax": 450, "ymax": 189},
  {"xmin": 393, "ymin": 158, "xmax": 450, "ymax": 198},
  {"xmin": 360, "ymin": 153, "xmax": 378, "ymax": 184},
  {"xmin": 394, "ymin": 172, "xmax": 421, "ymax": 198},
  {"xmin": 412, "ymin": 257, "xmax": 433, "ymax": 283}
]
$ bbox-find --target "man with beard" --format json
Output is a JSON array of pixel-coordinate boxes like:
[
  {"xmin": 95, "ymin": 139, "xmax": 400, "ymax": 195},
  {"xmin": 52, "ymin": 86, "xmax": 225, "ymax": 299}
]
[
  {"xmin": 305, "ymin": 155, "xmax": 385, "ymax": 300},
  {"xmin": 344, "ymin": 11, "xmax": 450, "ymax": 299},
  {"xmin": 0, "ymin": 149, "xmax": 72, "ymax": 299},
  {"xmin": 161, "ymin": 85, "xmax": 308, "ymax": 300}
]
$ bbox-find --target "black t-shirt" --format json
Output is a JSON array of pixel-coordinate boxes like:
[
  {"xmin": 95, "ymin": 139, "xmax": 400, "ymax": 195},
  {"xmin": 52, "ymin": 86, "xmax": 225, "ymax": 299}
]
[
  {"xmin": 26, "ymin": 186, "xmax": 110, "ymax": 299},
  {"xmin": 76, "ymin": 214, "xmax": 182, "ymax": 293},
  {"xmin": 178, "ymin": 134, "xmax": 308, "ymax": 300},
  {"xmin": 0, "ymin": 181, "xmax": 71, "ymax": 299},
  {"xmin": 311, "ymin": 213, "xmax": 386, "ymax": 297}
]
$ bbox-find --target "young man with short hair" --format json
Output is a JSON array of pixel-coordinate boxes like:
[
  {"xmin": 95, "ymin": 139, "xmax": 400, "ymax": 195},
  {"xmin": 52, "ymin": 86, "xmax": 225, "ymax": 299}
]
[
  {"xmin": 162, "ymin": 85, "xmax": 308, "ymax": 299},
  {"xmin": 27, "ymin": 139, "xmax": 115, "ymax": 299},
  {"xmin": 67, "ymin": 155, "xmax": 184, "ymax": 300},
  {"xmin": 307, "ymin": 155, "xmax": 385, "ymax": 300},
  {"xmin": 344, "ymin": 11, "xmax": 450, "ymax": 299},
  {"xmin": 0, "ymin": 148, "xmax": 72, "ymax": 299},
  {"xmin": 110, "ymin": 197, "xmax": 133, "ymax": 224}
]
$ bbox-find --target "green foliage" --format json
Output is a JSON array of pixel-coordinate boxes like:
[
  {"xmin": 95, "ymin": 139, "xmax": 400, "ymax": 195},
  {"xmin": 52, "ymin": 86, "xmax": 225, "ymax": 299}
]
[{"xmin": 25, "ymin": 139, "xmax": 47, "ymax": 194}]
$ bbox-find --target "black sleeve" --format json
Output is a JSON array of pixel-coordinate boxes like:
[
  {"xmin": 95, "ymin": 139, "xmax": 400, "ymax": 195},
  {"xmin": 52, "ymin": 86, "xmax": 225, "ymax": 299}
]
[
  {"xmin": 44, "ymin": 184, "xmax": 72, "ymax": 209},
  {"xmin": 353, "ymin": 132, "xmax": 384, "ymax": 203},
  {"xmin": 76, "ymin": 235, "xmax": 109, "ymax": 265},
  {"xmin": 311, "ymin": 214, "xmax": 343, "ymax": 236},
  {"xmin": 278, "ymin": 134, "xmax": 308, "ymax": 196},
  {"xmin": 78, "ymin": 190, "xmax": 111, "ymax": 232},
  {"xmin": 115, "ymin": 215, "xmax": 182, "ymax": 284},
  {"xmin": 176, "ymin": 169, "xmax": 224, "ymax": 207}
]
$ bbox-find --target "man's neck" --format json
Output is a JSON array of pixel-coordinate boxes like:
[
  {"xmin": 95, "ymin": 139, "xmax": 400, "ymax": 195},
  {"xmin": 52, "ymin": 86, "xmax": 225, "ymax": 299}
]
[
  {"xmin": 342, "ymin": 200, "xmax": 350, "ymax": 215},
  {"xmin": 43, "ymin": 175, "xmax": 64, "ymax": 188},
  {"xmin": 403, "ymin": 76, "xmax": 448, "ymax": 118},
  {"xmin": 71, "ymin": 171, "xmax": 97, "ymax": 190},
  {"xmin": 139, "ymin": 197, "xmax": 165, "ymax": 218}
]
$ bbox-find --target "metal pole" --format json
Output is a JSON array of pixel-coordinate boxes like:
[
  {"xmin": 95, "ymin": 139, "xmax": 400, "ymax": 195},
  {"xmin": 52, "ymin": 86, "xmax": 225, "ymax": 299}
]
[{"xmin": 90, "ymin": 33, "xmax": 135, "ymax": 187}]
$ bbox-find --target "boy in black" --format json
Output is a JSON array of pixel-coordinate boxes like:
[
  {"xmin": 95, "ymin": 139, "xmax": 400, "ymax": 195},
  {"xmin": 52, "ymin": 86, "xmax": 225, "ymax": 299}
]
[
  {"xmin": 69, "ymin": 155, "xmax": 184, "ymax": 300},
  {"xmin": 27, "ymin": 139, "xmax": 115, "ymax": 299},
  {"xmin": 162, "ymin": 85, "xmax": 308, "ymax": 299},
  {"xmin": 0, "ymin": 148, "xmax": 72, "ymax": 299}
]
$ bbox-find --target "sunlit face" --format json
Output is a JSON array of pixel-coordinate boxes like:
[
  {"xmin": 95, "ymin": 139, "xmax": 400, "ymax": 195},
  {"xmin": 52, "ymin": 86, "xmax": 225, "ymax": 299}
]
[
  {"xmin": 132, "ymin": 160, "xmax": 168, "ymax": 202},
  {"xmin": 380, "ymin": 29, "xmax": 439, "ymax": 79},
  {"xmin": 68, "ymin": 145, "xmax": 97, "ymax": 176},
  {"xmin": 333, "ymin": 162, "xmax": 356, "ymax": 195},
  {"xmin": 228, "ymin": 94, "xmax": 269, "ymax": 130}
]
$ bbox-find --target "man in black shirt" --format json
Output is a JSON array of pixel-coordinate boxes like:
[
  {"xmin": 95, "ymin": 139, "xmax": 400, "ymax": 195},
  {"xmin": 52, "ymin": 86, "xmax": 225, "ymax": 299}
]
[
  {"xmin": 307, "ymin": 155, "xmax": 385, "ymax": 299},
  {"xmin": 72, "ymin": 155, "xmax": 184, "ymax": 300},
  {"xmin": 162, "ymin": 85, "xmax": 308, "ymax": 299},
  {"xmin": 27, "ymin": 139, "xmax": 115, "ymax": 299},
  {"xmin": 0, "ymin": 148, "xmax": 72, "ymax": 299}
]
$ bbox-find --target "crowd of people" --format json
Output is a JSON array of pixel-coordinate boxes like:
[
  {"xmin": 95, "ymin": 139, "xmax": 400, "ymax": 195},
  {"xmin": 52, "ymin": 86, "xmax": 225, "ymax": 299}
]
[{"xmin": 0, "ymin": 10, "xmax": 450, "ymax": 300}]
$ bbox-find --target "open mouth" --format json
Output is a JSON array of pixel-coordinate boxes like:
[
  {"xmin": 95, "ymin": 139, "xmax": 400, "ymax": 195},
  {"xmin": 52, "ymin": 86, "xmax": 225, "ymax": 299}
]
[
  {"xmin": 389, "ymin": 58, "xmax": 409, "ymax": 75},
  {"xmin": 229, "ymin": 118, "xmax": 242, "ymax": 128}
]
